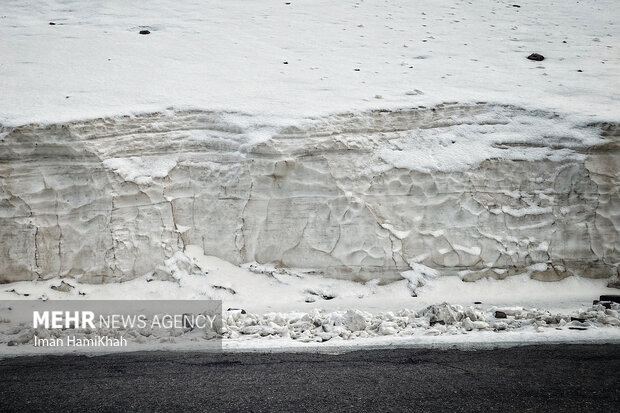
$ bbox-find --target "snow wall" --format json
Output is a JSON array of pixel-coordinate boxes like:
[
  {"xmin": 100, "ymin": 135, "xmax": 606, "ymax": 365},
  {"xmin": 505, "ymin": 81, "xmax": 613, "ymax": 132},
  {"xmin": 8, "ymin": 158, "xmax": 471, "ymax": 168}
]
[{"xmin": 1, "ymin": 103, "xmax": 618, "ymax": 284}]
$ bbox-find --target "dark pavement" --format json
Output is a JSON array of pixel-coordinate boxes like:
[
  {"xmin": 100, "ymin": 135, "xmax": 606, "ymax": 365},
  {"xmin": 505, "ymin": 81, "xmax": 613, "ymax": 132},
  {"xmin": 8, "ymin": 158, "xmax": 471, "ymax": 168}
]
[{"xmin": 1, "ymin": 344, "xmax": 619, "ymax": 412}]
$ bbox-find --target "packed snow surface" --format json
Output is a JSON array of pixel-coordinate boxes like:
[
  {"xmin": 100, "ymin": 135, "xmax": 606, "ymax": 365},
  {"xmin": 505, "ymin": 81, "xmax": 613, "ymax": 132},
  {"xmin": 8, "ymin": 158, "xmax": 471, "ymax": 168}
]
[
  {"xmin": 1, "ymin": 247, "xmax": 619, "ymax": 355},
  {"xmin": 1, "ymin": 0, "xmax": 618, "ymax": 126}
]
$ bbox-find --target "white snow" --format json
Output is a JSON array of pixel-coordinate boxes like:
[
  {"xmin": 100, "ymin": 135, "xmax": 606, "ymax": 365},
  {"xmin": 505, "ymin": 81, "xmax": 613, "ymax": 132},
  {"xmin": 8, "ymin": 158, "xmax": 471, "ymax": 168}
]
[
  {"xmin": 2, "ymin": 245, "xmax": 614, "ymax": 313},
  {"xmin": 1, "ymin": 244, "xmax": 616, "ymax": 313},
  {"xmin": 0, "ymin": 0, "xmax": 618, "ymax": 127},
  {"xmin": 377, "ymin": 112, "xmax": 603, "ymax": 173},
  {"xmin": 1, "ymin": 0, "xmax": 619, "ymax": 354},
  {"xmin": 1, "ymin": 245, "xmax": 619, "ymax": 355},
  {"xmin": 102, "ymin": 155, "xmax": 177, "ymax": 185},
  {"xmin": 502, "ymin": 204, "xmax": 553, "ymax": 217}
]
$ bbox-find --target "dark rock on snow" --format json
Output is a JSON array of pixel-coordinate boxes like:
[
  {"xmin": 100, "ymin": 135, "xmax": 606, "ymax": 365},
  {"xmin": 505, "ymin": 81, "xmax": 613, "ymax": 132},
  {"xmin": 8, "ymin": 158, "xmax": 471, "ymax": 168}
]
[{"xmin": 527, "ymin": 53, "xmax": 545, "ymax": 61}]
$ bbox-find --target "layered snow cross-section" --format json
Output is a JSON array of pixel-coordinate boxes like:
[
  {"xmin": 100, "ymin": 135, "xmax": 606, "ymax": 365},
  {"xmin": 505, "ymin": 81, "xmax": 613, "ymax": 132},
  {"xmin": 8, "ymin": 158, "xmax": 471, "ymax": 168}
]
[{"xmin": 1, "ymin": 103, "xmax": 618, "ymax": 284}]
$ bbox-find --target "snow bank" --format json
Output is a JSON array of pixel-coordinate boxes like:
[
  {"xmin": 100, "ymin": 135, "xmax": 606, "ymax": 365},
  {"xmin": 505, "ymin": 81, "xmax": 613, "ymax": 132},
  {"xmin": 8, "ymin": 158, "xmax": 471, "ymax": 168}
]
[
  {"xmin": 1, "ymin": 248, "xmax": 617, "ymax": 314},
  {"xmin": 2, "ymin": 248, "xmax": 619, "ymax": 355},
  {"xmin": 1, "ymin": 107, "xmax": 618, "ymax": 283}
]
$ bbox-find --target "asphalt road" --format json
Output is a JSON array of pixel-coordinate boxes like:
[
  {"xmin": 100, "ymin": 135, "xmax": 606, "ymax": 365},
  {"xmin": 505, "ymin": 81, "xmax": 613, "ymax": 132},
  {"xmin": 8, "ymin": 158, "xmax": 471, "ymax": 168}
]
[{"xmin": 1, "ymin": 344, "xmax": 619, "ymax": 412}]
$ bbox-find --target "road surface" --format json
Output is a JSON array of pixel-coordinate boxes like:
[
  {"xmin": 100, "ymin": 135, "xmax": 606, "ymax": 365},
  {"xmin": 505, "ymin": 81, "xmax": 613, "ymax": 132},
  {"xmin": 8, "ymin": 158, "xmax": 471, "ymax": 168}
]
[{"xmin": 1, "ymin": 344, "xmax": 619, "ymax": 412}]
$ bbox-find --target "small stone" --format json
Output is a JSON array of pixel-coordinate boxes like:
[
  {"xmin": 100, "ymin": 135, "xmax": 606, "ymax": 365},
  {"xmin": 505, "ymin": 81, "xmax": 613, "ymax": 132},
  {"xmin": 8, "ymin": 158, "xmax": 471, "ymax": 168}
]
[
  {"xmin": 527, "ymin": 53, "xmax": 545, "ymax": 61},
  {"xmin": 577, "ymin": 69, "xmax": 582, "ymax": 72},
  {"xmin": 283, "ymin": 61, "xmax": 288, "ymax": 64},
  {"xmin": 139, "ymin": 30, "xmax": 150, "ymax": 35},
  {"xmin": 49, "ymin": 22, "xmax": 56, "ymax": 25},
  {"xmin": 495, "ymin": 311, "xmax": 507, "ymax": 319},
  {"xmin": 512, "ymin": 4, "xmax": 520, "ymax": 7},
  {"xmin": 562, "ymin": 40, "xmax": 567, "ymax": 43},
  {"xmin": 7, "ymin": 341, "xmax": 17, "ymax": 346},
  {"xmin": 354, "ymin": 68, "xmax": 360, "ymax": 71}
]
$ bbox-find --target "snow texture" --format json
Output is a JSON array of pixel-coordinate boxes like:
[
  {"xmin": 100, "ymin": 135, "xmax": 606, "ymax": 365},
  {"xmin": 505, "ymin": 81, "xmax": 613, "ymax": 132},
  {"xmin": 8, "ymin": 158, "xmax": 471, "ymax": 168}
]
[
  {"xmin": 0, "ymin": 0, "xmax": 619, "ymax": 126},
  {"xmin": 0, "ymin": 3, "xmax": 618, "ymax": 298},
  {"xmin": 2, "ymin": 247, "xmax": 619, "ymax": 354},
  {"xmin": 1, "ymin": 107, "xmax": 617, "ymax": 283}
]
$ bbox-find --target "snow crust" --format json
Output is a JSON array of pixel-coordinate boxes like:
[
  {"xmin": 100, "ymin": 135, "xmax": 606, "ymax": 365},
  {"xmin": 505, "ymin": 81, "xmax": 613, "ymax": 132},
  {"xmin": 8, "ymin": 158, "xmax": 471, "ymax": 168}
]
[{"xmin": 1, "ymin": 0, "xmax": 618, "ymax": 127}]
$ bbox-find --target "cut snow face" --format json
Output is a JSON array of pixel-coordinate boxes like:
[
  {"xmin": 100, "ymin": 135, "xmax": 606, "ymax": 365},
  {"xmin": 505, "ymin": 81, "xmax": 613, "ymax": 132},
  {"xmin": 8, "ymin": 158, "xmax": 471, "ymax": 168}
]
[
  {"xmin": 1, "ymin": 106, "xmax": 617, "ymax": 284},
  {"xmin": 102, "ymin": 156, "xmax": 177, "ymax": 185}
]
